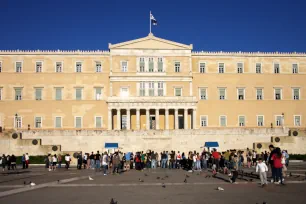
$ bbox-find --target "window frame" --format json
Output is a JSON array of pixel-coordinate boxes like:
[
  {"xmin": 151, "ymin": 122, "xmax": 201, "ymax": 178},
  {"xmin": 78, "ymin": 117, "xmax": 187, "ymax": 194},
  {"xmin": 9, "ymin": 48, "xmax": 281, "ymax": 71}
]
[
  {"xmin": 218, "ymin": 87, "xmax": 226, "ymax": 100},
  {"xmin": 237, "ymin": 62, "xmax": 244, "ymax": 74},
  {"xmin": 75, "ymin": 88, "xmax": 83, "ymax": 100},
  {"xmin": 199, "ymin": 87, "xmax": 207, "ymax": 100},
  {"xmin": 174, "ymin": 87, "xmax": 182, "ymax": 97},
  {"xmin": 218, "ymin": 62, "xmax": 225, "ymax": 73},
  {"xmin": 55, "ymin": 87, "xmax": 63, "ymax": 100},
  {"xmin": 34, "ymin": 116, "xmax": 42, "ymax": 128},
  {"xmin": 14, "ymin": 116, "xmax": 22, "ymax": 128},
  {"xmin": 95, "ymin": 61, "xmax": 102, "ymax": 73},
  {"xmin": 14, "ymin": 87, "xmax": 23, "ymax": 100},
  {"xmin": 95, "ymin": 116, "xmax": 103, "ymax": 128},
  {"xmin": 237, "ymin": 88, "xmax": 245, "ymax": 100},
  {"xmin": 15, "ymin": 61, "xmax": 23, "ymax": 73},
  {"xmin": 273, "ymin": 62, "xmax": 280, "ymax": 74},
  {"xmin": 35, "ymin": 61, "xmax": 43, "ymax": 73},
  {"xmin": 256, "ymin": 88, "xmax": 264, "ymax": 100},
  {"xmin": 0, "ymin": 61, "xmax": 2, "ymax": 72},
  {"xmin": 274, "ymin": 88, "xmax": 282, "ymax": 100},
  {"xmin": 75, "ymin": 61, "xmax": 83, "ymax": 73},
  {"xmin": 120, "ymin": 87, "xmax": 129, "ymax": 97},
  {"xmin": 148, "ymin": 81, "xmax": 155, "ymax": 96},
  {"xmin": 199, "ymin": 62, "xmax": 206, "ymax": 73},
  {"xmin": 55, "ymin": 61, "xmax": 63, "ymax": 73},
  {"xmin": 292, "ymin": 88, "xmax": 300, "ymax": 100},
  {"xmin": 200, "ymin": 115, "xmax": 208, "ymax": 127},
  {"xmin": 238, "ymin": 115, "xmax": 245, "ymax": 127},
  {"xmin": 0, "ymin": 88, "xmax": 2, "ymax": 100},
  {"xmin": 294, "ymin": 115, "xmax": 301, "ymax": 127},
  {"xmin": 219, "ymin": 115, "xmax": 227, "ymax": 127},
  {"xmin": 55, "ymin": 116, "xmax": 62, "ymax": 128},
  {"xmin": 292, "ymin": 63, "xmax": 299, "ymax": 74},
  {"xmin": 35, "ymin": 87, "xmax": 43, "ymax": 100},
  {"xmin": 139, "ymin": 58, "xmax": 145, "ymax": 72},
  {"xmin": 275, "ymin": 115, "xmax": 283, "ymax": 127},
  {"xmin": 255, "ymin": 62, "xmax": 262, "ymax": 74},
  {"xmin": 74, "ymin": 116, "xmax": 83, "ymax": 128},
  {"xmin": 121, "ymin": 61, "xmax": 128, "ymax": 72},
  {"xmin": 157, "ymin": 82, "xmax": 164, "ymax": 96},
  {"xmin": 257, "ymin": 115, "xmax": 264, "ymax": 127},
  {"xmin": 174, "ymin": 61, "xmax": 181, "ymax": 73},
  {"xmin": 158, "ymin": 57, "xmax": 163, "ymax": 72}
]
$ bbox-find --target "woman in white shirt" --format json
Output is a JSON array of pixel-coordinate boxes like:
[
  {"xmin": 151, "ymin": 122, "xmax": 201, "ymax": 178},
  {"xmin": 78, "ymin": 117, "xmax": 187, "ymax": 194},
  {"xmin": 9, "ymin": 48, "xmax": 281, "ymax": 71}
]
[{"xmin": 52, "ymin": 154, "xmax": 58, "ymax": 171}]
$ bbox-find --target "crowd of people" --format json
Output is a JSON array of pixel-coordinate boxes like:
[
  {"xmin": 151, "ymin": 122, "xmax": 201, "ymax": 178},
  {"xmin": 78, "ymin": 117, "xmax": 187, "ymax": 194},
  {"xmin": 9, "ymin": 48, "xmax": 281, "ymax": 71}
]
[{"xmin": 0, "ymin": 145, "xmax": 290, "ymax": 186}]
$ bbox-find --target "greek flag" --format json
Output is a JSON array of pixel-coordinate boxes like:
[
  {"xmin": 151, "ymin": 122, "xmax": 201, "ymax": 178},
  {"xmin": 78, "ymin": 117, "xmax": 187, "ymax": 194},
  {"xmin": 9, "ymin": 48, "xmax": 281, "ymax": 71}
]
[{"xmin": 150, "ymin": 13, "xmax": 157, "ymax": 25}]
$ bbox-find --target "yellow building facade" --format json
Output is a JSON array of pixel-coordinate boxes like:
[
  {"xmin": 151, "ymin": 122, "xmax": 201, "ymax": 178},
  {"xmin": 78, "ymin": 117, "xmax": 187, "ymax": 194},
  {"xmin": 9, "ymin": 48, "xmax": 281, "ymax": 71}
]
[{"xmin": 0, "ymin": 33, "xmax": 306, "ymax": 155}]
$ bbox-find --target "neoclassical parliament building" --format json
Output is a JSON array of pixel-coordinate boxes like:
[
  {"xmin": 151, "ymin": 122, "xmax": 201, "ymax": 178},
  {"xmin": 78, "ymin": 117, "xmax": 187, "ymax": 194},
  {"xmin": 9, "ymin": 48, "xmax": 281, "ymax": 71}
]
[{"xmin": 0, "ymin": 33, "xmax": 306, "ymax": 156}]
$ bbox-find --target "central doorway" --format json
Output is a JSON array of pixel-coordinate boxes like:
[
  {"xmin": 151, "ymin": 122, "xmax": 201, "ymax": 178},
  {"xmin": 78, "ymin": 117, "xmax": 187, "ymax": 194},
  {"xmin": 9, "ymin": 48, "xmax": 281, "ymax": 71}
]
[
  {"xmin": 178, "ymin": 116, "xmax": 184, "ymax": 129},
  {"xmin": 150, "ymin": 116, "xmax": 156, "ymax": 129}
]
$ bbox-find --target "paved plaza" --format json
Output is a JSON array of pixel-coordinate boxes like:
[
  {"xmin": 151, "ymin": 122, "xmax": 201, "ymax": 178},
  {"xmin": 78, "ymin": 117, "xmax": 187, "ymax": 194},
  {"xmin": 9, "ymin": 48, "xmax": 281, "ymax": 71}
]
[{"xmin": 0, "ymin": 163, "xmax": 306, "ymax": 204}]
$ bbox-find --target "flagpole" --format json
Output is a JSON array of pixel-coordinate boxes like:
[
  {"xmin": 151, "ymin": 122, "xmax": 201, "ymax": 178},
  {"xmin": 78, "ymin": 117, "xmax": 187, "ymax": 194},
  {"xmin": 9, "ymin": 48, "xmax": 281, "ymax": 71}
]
[{"xmin": 149, "ymin": 11, "xmax": 151, "ymax": 34}]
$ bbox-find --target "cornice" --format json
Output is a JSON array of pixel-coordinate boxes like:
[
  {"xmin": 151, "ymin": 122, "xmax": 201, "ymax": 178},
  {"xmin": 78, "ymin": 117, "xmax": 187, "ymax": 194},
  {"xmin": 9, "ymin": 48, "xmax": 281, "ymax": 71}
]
[
  {"xmin": 0, "ymin": 50, "xmax": 110, "ymax": 55},
  {"xmin": 192, "ymin": 51, "xmax": 306, "ymax": 57}
]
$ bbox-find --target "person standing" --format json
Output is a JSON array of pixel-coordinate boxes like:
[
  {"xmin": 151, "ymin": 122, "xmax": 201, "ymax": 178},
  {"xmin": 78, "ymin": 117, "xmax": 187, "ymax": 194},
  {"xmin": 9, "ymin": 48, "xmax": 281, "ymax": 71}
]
[
  {"xmin": 10, "ymin": 155, "xmax": 17, "ymax": 170},
  {"xmin": 25, "ymin": 153, "xmax": 30, "ymax": 168},
  {"xmin": 1, "ymin": 154, "xmax": 6, "ymax": 171},
  {"xmin": 83, "ymin": 153, "xmax": 88, "ymax": 169},
  {"xmin": 21, "ymin": 154, "xmax": 26, "ymax": 169},
  {"xmin": 212, "ymin": 149, "xmax": 220, "ymax": 172},
  {"xmin": 272, "ymin": 148, "xmax": 284, "ymax": 184},
  {"xmin": 151, "ymin": 151, "xmax": 157, "ymax": 169},
  {"xmin": 95, "ymin": 151, "xmax": 101, "ymax": 171},
  {"xmin": 65, "ymin": 154, "xmax": 71, "ymax": 170},
  {"xmin": 256, "ymin": 158, "xmax": 268, "ymax": 186},
  {"xmin": 7, "ymin": 155, "xmax": 11, "ymax": 170},
  {"xmin": 229, "ymin": 155, "xmax": 239, "ymax": 184},
  {"xmin": 102, "ymin": 152, "xmax": 109, "ymax": 175},
  {"xmin": 58, "ymin": 154, "xmax": 62, "ymax": 168},
  {"xmin": 52, "ymin": 154, "xmax": 58, "ymax": 171},
  {"xmin": 112, "ymin": 152, "xmax": 120, "ymax": 174},
  {"xmin": 268, "ymin": 145, "xmax": 277, "ymax": 183},
  {"xmin": 77, "ymin": 153, "xmax": 82, "ymax": 170}
]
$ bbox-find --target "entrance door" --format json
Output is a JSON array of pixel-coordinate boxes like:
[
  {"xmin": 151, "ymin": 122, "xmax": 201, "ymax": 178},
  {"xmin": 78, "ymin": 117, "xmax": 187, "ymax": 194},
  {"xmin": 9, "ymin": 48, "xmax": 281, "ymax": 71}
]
[
  {"xmin": 150, "ymin": 116, "xmax": 156, "ymax": 129},
  {"xmin": 178, "ymin": 116, "xmax": 184, "ymax": 129},
  {"xmin": 121, "ymin": 115, "xmax": 127, "ymax": 130}
]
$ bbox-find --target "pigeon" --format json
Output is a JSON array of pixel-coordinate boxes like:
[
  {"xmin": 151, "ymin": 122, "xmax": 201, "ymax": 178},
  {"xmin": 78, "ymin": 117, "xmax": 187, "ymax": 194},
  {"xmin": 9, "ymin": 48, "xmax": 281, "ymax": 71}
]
[
  {"xmin": 165, "ymin": 175, "xmax": 169, "ymax": 178},
  {"xmin": 249, "ymin": 179, "xmax": 253, "ymax": 182},
  {"xmin": 156, "ymin": 177, "xmax": 160, "ymax": 180},
  {"xmin": 294, "ymin": 175, "xmax": 300, "ymax": 178},
  {"xmin": 161, "ymin": 178, "xmax": 165, "ymax": 180},
  {"xmin": 184, "ymin": 178, "xmax": 187, "ymax": 183},
  {"xmin": 144, "ymin": 173, "xmax": 148, "ymax": 177},
  {"xmin": 139, "ymin": 178, "xmax": 144, "ymax": 182},
  {"xmin": 110, "ymin": 198, "xmax": 118, "ymax": 204},
  {"xmin": 89, "ymin": 176, "xmax": 94, "ymax": 181},
  {"xmin": 185, "ymin": 175, "xmax": 190, "ymax": 178},
  {"xmin": 30, "ymin": 182, "xmax": 36, "ymax": 186},
  {"xmin": 289, "ymin": 172, "xmax": 293, "ymax": 177},
  {"xmin": 23, "ymin": 181, "xmax": 26, "ymax": 185},
  {"xmin": 217, "ymin": 187, "xmax": 224, "ymax": 191},
  {"xmin": 162, "ymin": 183, "xmax": 166, "ymax": 188},
  {"xmin": 57, "ymin": 180, "xmax": 60, "ymax": 183}
]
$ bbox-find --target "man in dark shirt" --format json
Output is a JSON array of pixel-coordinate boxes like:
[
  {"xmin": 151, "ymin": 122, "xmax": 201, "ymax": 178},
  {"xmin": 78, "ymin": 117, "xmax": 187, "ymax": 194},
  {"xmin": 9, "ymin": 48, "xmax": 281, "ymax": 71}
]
[
  {"xmin": 169, "ymin": 151, "xmax": 175, "ymax": 169},
  {"xmin": 95, "ymin": 151, "xmax": 101, "ymax": 171}
]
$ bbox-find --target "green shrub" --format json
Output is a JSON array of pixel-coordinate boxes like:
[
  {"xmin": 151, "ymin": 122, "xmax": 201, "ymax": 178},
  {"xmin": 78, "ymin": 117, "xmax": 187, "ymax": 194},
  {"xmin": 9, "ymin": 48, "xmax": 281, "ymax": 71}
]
[
  {"xmin": 16, "ymin": 155, "xmax": 46, "ymax": 164},
  {"xmin": 289, "ymin": 154, "xmax": 306, "ymax": 160}
]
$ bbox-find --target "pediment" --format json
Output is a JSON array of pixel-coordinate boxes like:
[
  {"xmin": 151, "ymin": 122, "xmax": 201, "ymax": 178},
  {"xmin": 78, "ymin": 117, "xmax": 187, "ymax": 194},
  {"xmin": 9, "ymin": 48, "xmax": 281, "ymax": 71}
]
[{"xmin": 109, "ymin": 33, "xmax": 192, "ymax": 50}]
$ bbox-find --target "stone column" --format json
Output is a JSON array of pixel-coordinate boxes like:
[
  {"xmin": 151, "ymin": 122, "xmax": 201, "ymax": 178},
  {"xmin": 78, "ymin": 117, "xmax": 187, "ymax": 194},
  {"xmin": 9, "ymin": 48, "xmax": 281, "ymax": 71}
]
[
  {"xmin": 116, "ymin": 109, "xmax": 121, "ymax": 130},
  {"xmin": 156, "ymin": 109, "xmax": 160, "ymax": 130},
  {"xmin": 184, "ymin": 108, "xmax": 188, "ymax": 129},
  {"xmin": 108, "ymin": 108, "xmax": 112, "ymax": 130},
  {"xmin": 193, "ymin": 109, "xmax": 197, "ymax": 129},
  {"xmin": 136, "ymin": 109, "xmax": 140, "ymax": 130},
  {"xmin": 126, "ymin": 109, "xmax": 130, "ymax": 130},
  {"xmin": 175, "ymin": 108, "xmax": 179, "ymax": 130},
  {"xmin": 165, "ymin": 109, "xmax": 169, "ymax": 130},
  {"xmin": 146, "ymin": 109, "xmax": 150, "ymax": 130}
]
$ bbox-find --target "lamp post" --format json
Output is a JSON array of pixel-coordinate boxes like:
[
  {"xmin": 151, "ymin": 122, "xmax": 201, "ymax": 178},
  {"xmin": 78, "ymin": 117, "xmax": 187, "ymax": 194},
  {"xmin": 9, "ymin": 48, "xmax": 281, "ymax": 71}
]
[{"xmin": 15, "ymin": 113, "xmax": 18, "ymax": 131}]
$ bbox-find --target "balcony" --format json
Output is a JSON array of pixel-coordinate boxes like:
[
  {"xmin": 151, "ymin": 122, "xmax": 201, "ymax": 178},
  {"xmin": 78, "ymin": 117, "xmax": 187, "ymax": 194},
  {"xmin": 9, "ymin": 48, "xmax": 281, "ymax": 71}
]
[{"xmin": 107, "ymin": 96, "xmax": 197, "ymax": 103}]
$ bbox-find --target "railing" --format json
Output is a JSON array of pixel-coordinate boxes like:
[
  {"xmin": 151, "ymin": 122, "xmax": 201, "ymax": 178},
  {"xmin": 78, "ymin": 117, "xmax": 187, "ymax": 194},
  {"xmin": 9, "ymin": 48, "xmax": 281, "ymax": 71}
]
[{"xmin": 107, "ymin": 96, "xmax": 197, "ymax": 103}]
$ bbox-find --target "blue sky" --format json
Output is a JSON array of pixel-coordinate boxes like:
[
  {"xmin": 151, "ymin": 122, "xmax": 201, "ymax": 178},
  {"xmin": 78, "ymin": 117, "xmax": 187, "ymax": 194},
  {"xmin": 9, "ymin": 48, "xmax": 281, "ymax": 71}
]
[{"xmin": 0, "ymin": 0, "xmax": 305, "ymax": 51}]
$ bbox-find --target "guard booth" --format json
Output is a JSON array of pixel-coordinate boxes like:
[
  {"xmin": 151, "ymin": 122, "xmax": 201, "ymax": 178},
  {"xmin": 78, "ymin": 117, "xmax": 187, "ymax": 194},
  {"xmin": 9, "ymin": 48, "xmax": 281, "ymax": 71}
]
[
  {"xmin": 204, "ymin": 142, "xmax": 219, "ymax": 152},
  {"xmin": 105, "ymin": 143, "xmax": 118, "ymax": 154}
]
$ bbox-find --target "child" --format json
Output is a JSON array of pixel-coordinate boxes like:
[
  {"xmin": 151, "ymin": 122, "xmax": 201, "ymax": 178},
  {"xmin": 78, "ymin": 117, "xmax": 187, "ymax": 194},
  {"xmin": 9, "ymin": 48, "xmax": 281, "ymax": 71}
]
[{"xmin": 256, "ymin": 158, "xmax": 268, "ymax": 186}]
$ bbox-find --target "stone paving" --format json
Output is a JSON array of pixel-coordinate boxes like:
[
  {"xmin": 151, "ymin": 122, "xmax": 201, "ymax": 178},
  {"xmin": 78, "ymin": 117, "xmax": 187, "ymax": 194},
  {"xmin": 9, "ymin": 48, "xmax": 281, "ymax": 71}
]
[{"xmin": 0, "ymin": 163, "xmax": 306, "ymax": 204}]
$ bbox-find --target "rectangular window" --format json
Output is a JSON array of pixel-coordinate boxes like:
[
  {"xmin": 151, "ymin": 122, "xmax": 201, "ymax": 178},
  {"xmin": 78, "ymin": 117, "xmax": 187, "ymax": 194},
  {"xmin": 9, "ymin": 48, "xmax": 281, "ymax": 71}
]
[
  {"xmin": 237, "ymin": 88, "xmax": 245, "ymax": 100},
  {"xmin": 55, "ymin": 88, "xmax": 62, "ymax": 100},
  {"xmin": 96, "ymin": 61, "xmax": 102, "ymax": 72},
  {"xmin": 257, "ymin": 115, "xmax": 264, "ymax": 127},
  {"xmin": 95, "ymin": 87, "xmax": 102, "ymax": 100},
  {"xmin": 201, "ymin": 116, "xmax": 208, "ymax": 127},
  {"xmin": 294, "ymin": 115, "xmax": 301, "ymax": 126},
  {"xmin": 121, "ymin": 61, "xmax": 128, "ymax": 72},
  {"xmin": 293, "ymin": 88, "xmax": 300, "ymax": 100},
  {"xmin": 237, "ymin": 63, "xmax": 243, "ymax": 73},
  {"xmin": 199, "ymin": 88, "xmax": 207, "ymax": 100},
  {"xmin": 120, "ymin": 87, "xmax": 129, "ymax": 97},
  {"xmin": 139, "ymin": 82, "xmax": 145, "ymax": 96},
  {"xmin": 158, "ymin": 58, "xmax": 163, "ymax": 72},
  {"xmin": 16, "ymin": 62, "xmax": 22, "ymax": 72},
  {"xmin": 256, "ymin": 88, "xmax": 263, "ymax": 100},
  {"xmin": 158, "ymin": 82, "xmax": 164, "ymax": 96},
  {"xmin": 75, "ymin": 117, "xmax": 82, "ymax": 128},
  {"xmin": 56, "ymin": 62, "xmax": 62, "ymax": 72},
  {"xmin": 75, "ymin": 88, "xmax": 82, "ymax": 100},
  {"xmin": 0, "ymin": 88, "xmax": 2, "ymax": 100},
  {"xmin": 199, "ymin": 62, "xmax": 206, "ymax": 73},
  {"xmin": 139, "ymin": 58, "xmax": 145, "ymax": 72},
  {"xmin": 35, "ymin": 117, "xmax": 42, "ymax": 128},
  {"xmin": 276, "ymin": 115, "xmax": 282, "ymax": 126},
  {"xmin": 292, "ymin": 64, "xmax": 298, "ymax": 74},
  {"xmin": 274, "ymin": 63, "xmax": 280, "ymax": 74},
  {"xmin": 149, "ymin": 58, "xmax": 154, "ymax": 72},
  {"xmin": 239, "ymin": 116, "xmax": 245, "ymax": 127},
  {"xmin": 15, "ymin": 116, "xmax": 22, "ymax": 128},
  {"xmin": 76, "ymin": 62, "xmax": 82, "ymax": 72},
  {"xmin": 36, "ymin": 62, "xmax": 42, "ymax": 72},
  {"xmin": 175, "ymin": 62, "xmax": 180, "ymax": 72},
  {"xmin": 95, "ymin": 116, "xmax": 102, "ymax": 128},
  {"xmin": 218, "ymin": 63, "xmax": 224, "ymax": 73},
  {"xmin": 275, "ymin": 88, "xmax": 282, "ymax": 100},
  {"xmin": 15, "ymin": 88, "xmax": 22, "ymax": 100},
  {"xmin": 0, "ymin": 61, "xmax": 2, "ymax": 72},
  {"xmin": 148, "ymin": 82, "xmax": 154, "ymax": 96},
  {"xmin": 219, "ymin": 88, "xmax": 226, "ymax": 100},
  {"xmin": 256, "ymin": 63, "xmax": 262, "ymax": 74},
  {"xmin": 175, "ymin": 88, "xmax": 182, "ymax": 96},
  {"xmin": 35, "ymin": 88, "xmax": 42, "ymax": 100},
  {"xmin": 220, "ymin": 116, "xmax": 227, "ymax": 127},
  {"xmin": 55, "ymin": 117, "xmax": 62, "ymax": 128},
  {"xmin": 122, "ymin": 115, "xmax": 127, "ymax": 130}
]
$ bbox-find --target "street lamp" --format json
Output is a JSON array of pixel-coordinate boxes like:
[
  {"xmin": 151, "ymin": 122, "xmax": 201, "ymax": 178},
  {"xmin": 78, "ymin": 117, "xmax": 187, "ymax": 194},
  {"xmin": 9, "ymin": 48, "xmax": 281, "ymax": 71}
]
[{"xmin": 15, "ymin": 113, "xmax": 18, "ymax": 130}]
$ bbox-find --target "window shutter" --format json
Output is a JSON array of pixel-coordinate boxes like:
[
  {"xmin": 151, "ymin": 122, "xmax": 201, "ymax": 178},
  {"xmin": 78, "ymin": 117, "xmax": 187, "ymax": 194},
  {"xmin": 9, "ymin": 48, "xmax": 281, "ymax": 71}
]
[
  {"xmin": 294, "ymin": 89, "xmax": 299, "ymax": 96},
  {"xmin": 55, "ymin": 117, "xmax": 61, "ymax": 128},
  {"xmin": 258, "ymin": 116, "xmax": 263, "ymax": 123},
  {"xmin": 56, "ymin": 88, "xmax": 62, "ymax": 100},
  {"xmin": 35, "ymin": 89, "xmax": 42, "ymax": 100},
  {"xmin": 75, "ymin": 117, "xmax": 82, "ymax": 128},
  {"xmin": 239, "ymin": 116, "xmax": 244, "ymax": 123},
  {"xmin": 96, "ymin": 117, "xmax": 102, "ymax": 128},
  {"xmin": 220, "ymin": 88, "xmax": 225, "ymax": 96},
  {"xmin": 76, "ymin": 89, "xmax": 82, "ymax": 100}
]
